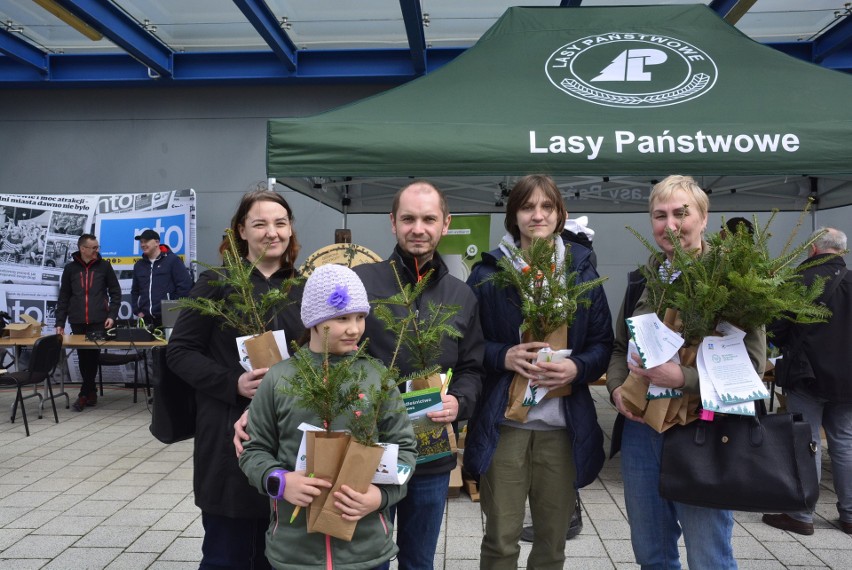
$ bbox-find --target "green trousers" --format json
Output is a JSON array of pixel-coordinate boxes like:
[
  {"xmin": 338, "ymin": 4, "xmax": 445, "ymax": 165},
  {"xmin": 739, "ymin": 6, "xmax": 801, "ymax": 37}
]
[{"xmin": 480, "ymin": 424, "xmax": 577, "ymax": 570}]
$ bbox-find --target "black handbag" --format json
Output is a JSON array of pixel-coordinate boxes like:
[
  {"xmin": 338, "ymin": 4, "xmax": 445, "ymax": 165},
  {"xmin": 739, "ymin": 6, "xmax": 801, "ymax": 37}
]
[
  {"xmin": 659, "ymin": 412, "xmax": 819, "ymax": 512},
  {"xmin": 149, "ymin": 345, "xmax": 196, "ymax": 444}
]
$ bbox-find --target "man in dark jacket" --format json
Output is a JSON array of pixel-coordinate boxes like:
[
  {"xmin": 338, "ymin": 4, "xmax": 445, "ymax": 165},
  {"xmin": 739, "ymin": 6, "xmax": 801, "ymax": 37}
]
[
  {"xmin": 763, "ymin": 227, "xmax": 852, "ymax": 536},
  {"xmin": 130, "ymin": 229, "xmax": 192, "ymax": 327},
  {"xmin": 55, "ymin": 233, "xmax": 122, "ymax": 411},
  {"xmin": 354, "ymin": 181, "xmax": 485, "ymax": 570}
]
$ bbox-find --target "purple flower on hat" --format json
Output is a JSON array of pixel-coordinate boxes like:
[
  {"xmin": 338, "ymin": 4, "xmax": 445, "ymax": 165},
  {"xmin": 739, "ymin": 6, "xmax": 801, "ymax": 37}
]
[{"xmin": 327, "ymin": 285, "xmax": 350, "ymax": 310}]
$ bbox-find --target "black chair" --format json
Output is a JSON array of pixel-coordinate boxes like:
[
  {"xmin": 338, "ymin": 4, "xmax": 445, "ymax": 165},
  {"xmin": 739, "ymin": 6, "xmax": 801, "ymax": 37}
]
[
  {"xmin": 0, "ymin": 334, "xmax": 63, "ymax": 436},
  {"xmin": 98, "ymin": 350, "xmax": 150, "ymax": 403}
]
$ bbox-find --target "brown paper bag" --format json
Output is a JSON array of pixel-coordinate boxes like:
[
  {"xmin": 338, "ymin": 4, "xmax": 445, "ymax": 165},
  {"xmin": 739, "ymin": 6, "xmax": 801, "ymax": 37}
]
[
  {"xmin": 619, "ymin": 373, "xmax": 651, "ymax": 417},
  {"xmin": 504, "ymin": 326, "xmax": 572, "ymax": 422},
  {"xmin": 541, "ymin": 326, "xmax": 573, "ymax": 400},
  {"xmin": 244, "ymin": 331, "xmax": 283, "ymax": 370},
  {"xmin": 411, "ymin": 372, "xmax": 443, "ymax": 392},
  {"xmin": 504, "ymin": 375, "xmax": 532, "ymax": 422},
  {"xmin": 312, "ymin": 441, "xmax": 385, "ymax": 541},
  {"xmin": 446, "ymin": 422, "xmax": 458, "ymax": 453},
  {"xmin": 679, "ymin": 394, "xmax": 701, "ymax": 424},
  {"xmin": 644, "ymin": 398, "xmax": 677, "ymax": 433},
  {"xmin": 305, "ymin": 431, "xmax": 351, "ymax": 532}
]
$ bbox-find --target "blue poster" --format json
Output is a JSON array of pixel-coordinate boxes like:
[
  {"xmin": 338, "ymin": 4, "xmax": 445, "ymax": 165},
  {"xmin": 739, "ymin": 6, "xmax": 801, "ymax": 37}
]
[{"xmin": 95, "ymin": 208, "xmax": 191, "ymax": 269}]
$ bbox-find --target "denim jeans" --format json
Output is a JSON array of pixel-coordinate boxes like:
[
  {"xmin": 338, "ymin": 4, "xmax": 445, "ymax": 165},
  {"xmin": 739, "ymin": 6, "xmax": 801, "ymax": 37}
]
[
  {"xmin": 200, "ymin": 512, "xmax": 271, "ymax": 570},
  {"xmin": 786, "ymin": 388, "xmax": 852, "ymax": 524},
  {"xmin": 621, "ymin": 419, "xmax": 737, "ymax": 570},
  {"xmin": 377, "ymin": 471, "xmax": 449, "ymax": 570}
]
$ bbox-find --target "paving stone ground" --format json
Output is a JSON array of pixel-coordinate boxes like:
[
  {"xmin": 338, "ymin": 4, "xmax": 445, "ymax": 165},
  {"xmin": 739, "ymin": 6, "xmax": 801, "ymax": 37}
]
[{"xmin": 0, "ymin": 383, "xmax": 848, "ymax": 569}]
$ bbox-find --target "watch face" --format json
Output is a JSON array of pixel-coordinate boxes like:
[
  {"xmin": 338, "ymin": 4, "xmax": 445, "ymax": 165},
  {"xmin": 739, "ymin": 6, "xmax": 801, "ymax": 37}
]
[{"xmin": 266, "ymin": 474, "xmax": 281, "ymax": 497}]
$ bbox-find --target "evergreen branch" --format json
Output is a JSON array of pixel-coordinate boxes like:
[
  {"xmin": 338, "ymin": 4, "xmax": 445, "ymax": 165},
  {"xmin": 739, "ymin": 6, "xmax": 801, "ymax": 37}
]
[
  {"xmin": 633, "ymin": 203, "xmax": 833, "ymax": 342},
  {"xmin": 485, "ymin": 238, "xmax": 607, "ymax": 341},
  {"xmin": 280, "ymin": 328, "xmax": 369, "ymax": 432},
  {"xmin": 780, "ymin": 198, "xmax": 814, "ymax": 258},
  {"xmin": 370, "ymin": 262, "xmax": 462, "ymax": 379}
]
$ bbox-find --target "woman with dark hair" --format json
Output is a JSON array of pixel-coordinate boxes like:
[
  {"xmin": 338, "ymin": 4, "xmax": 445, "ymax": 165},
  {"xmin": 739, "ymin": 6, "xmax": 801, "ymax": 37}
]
[
  {"xmin": 167, "ymin": 188, "xmax": 304, "ymax": 569},
  {"xmin": 464, "ymin": 174, "xmax": 613, "ymax": 569}
]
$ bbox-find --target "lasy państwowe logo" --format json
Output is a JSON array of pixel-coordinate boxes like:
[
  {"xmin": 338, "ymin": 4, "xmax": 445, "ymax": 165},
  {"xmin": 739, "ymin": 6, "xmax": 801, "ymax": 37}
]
[{"xmin": 546, "ymin": 33, "xmax": 718, "ymax": 108}]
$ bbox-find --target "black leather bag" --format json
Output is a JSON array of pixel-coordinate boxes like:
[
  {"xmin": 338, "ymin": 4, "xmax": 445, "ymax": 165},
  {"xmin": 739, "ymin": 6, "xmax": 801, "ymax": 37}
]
[
  {"xmin": 149, "ymin": 346, "xmax": 196, "ymax": 444},
  {"xmin": 660, "ymin": 413, "xmax": 819, "ymax": 512}
]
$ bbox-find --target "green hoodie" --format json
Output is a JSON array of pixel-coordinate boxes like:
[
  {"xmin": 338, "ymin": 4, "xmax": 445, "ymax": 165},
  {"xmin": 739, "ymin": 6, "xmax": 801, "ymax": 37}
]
[{"xmin": 239, "ymin": 350, "xmax": 416, "ymax": 569}]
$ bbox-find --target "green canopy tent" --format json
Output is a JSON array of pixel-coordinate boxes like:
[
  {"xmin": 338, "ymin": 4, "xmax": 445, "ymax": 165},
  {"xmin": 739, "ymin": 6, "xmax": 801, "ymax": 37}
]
[{"xmin": 267, "ymin": 5, "xmax": 852, "ymax": 214}]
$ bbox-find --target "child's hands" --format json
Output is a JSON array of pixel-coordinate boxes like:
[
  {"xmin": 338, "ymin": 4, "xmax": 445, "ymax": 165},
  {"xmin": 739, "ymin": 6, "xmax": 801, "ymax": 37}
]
[
  {"xmin": 333, "ymin": 484, "xmax": 382, "ymax": 521},
  {"xmin": 285, "ymin": 471, "xmax": 333, "ymax": 507}
]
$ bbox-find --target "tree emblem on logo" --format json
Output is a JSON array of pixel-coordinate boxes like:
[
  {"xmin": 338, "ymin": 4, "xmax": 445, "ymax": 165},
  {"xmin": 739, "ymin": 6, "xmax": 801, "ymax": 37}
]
[{"xmin": 546, "ymin": 33, "xmax": 718, "ymax": 108}]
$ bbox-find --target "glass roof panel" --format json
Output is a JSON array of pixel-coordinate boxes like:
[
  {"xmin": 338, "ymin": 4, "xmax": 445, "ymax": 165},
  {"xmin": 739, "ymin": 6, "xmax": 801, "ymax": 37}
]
[
  {"xmin": 0, "ymin": 0, "xmax": 847, "ymax": 61},
  {"xmin": 267, "ymin": 0, "xmax": 407, "ymax": 50},
  {"xmin": 0, "ymin": 0, "xmax": 118, "ymax": 53},
  {"xmin": 737, "ymin": 0, "xmax": 843, "ymax": 43},
  {"xmin": 421, "ymin": 1, "xmax": 558, "ymax": 48},
  {"xmin": 118, "ymin": 0, "xmax": 267, "ymax": 52}
]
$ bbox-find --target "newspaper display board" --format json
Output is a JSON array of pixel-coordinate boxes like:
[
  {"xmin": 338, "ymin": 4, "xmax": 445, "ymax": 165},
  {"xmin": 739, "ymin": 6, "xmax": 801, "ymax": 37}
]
[{"xmin": 0, "ymin": 190, "xmax": 196, "ymax": 383}]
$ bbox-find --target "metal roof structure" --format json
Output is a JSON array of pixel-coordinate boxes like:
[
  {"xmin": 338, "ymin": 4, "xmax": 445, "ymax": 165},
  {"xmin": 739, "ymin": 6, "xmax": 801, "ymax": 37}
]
[{"xmin": 1, "ymin": 1, "xmax": 850, "ymax": 87}]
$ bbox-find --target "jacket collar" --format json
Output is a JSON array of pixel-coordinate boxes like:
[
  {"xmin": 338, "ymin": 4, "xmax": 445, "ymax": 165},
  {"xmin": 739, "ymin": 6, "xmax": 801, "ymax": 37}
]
[
  {"xmin": 390, "ymin": 245, "xmax": 447, "ymax": 285},
  {"xmin": 143, "ymin": 244, "xmax": 169, "ymax": 262},
  {"xmin": 483, "ymin": 237, "xmax": 593, "ymax": 271},
  {"xmin": 73, "ymin": 251, "xmax": 101, "ymax": 267}
]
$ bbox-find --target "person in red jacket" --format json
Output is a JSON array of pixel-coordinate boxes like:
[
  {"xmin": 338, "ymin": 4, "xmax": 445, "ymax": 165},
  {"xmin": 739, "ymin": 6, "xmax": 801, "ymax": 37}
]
[{"xmin": 55, "ymin": 233, "xmax": 122, "ymax": 411}]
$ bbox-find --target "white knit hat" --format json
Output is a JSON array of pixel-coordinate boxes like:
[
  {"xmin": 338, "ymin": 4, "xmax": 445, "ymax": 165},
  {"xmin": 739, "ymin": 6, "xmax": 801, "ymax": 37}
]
[{"xmin": 301, "ymin": 263, "xmax": 371, "ymax": 328}]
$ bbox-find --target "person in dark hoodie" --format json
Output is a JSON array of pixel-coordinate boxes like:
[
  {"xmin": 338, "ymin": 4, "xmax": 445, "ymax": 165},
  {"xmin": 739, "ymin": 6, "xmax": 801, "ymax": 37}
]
[
  {"xmin": 55, "ymin": 233, "xmax": 122, "ymax": 412},
  {"xmin": 763, "ymin": 227, "xmax": 852, "ymax": 536},
  {"xmin": 356, "ymin": 180, "xmax": 485, "ymax": 570},
  {"xmin": 130, "ymin": 229, "xmax": 192, "ymax": 327}
]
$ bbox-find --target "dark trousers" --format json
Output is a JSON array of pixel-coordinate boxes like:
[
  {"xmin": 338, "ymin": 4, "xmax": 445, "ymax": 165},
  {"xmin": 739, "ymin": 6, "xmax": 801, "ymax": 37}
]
[
  {"xmin": 70, "ymin": 322, "xmax": 104, "ymax": 397},
  {"xmin": 200, "ymin": 512, "xmax": 271, "ymax": 570}
]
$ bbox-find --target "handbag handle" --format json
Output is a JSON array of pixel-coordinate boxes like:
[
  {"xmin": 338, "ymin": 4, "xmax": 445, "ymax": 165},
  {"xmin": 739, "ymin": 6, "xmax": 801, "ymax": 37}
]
[
  {"xmin": 747, "ymin": 416, "xmax": 765, "ymax": 447},
  {"xmin": 690, "ymin": 416, "xmax": 766, "ymax": 448}
]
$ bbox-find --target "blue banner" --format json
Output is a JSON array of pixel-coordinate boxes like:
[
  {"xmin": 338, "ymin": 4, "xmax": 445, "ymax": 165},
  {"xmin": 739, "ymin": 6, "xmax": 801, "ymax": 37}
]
[{"xmin": 96, "ymin": 209, "xmax": 191, "ymax": 268}]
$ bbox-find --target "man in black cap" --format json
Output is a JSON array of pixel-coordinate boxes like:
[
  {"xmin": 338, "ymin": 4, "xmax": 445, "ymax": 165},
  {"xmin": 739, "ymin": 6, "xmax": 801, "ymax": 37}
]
[{"xmin": 130, "ymin": 229, "xmax": 192, "ymax": 328}]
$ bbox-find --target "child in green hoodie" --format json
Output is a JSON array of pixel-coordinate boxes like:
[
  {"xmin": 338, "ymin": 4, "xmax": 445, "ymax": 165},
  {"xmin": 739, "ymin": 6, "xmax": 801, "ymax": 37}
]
[{"xmin": 239, "ymin": 263, "xmax": 416, "ymax": 570}]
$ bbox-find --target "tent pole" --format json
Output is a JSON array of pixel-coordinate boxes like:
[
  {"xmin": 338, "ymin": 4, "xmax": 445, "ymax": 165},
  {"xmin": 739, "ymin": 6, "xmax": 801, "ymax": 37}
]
[
  {"xmin": 809, "ymin": 177, "xmax": 818, "ymax": 232},
  {"xmin": 342, "ymin": 180, "xmax": 352, "ymax": 230}
]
